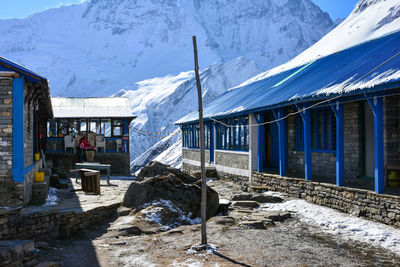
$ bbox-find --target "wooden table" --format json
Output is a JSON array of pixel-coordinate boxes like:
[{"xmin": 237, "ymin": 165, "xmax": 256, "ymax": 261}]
[
  {"xmin": 75, "ymin": 162, "xmax": 111, "ymax": 185},
  {"xmin": 69, "ymin": 168, "xmax": 101, "ymax": 194}
]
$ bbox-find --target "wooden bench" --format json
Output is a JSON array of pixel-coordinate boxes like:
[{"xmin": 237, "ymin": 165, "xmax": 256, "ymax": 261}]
[
  {"xmin": 70, "ymin": 168, "xmax": 100, "ymax": 194},
  {"xmin": 75, "ymin": 162, "xmax": 111, "ymax": 185}
]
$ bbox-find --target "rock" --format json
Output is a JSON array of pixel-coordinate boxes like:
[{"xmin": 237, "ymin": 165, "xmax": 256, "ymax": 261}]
[
  {"xmin": 231, "ymin": 201, "xmax": 259, "ymax": 208},
  {"xmin": 35, "ymin": 241, "xmax": 50, "ymax": 250},
  {"xmin": 34, "ymin": 262, "xmax": 59, "ymax": 267},
  {"xmin": 136, "ymin": 161, "xmax": 170, "ymax": 181},
  {"xmin": 251, "ymin": 194, "xmax": 284, "ymax": 203},
  {"xmin": 123, "ymin": 165, "xmax": 219, "ymax": 220},
  {"xmin": 260, "ymin": 211, "xmax": 291, "ymax": 222},
  {"xmin": 217, "ymin": 199, "xmax": 231, "ymax": 214},
  {"xmin": 240, "ymin": 220, "xmax": 265, "ymax": 229},
  {"xmin": 117, "ymin": 206, "xmax": 132, "ymax": 217},
  {"xmin": 211, "ymin": 216, "xmax": 236, "ymax": 226},
  {"xmin": 231, "ymin": 194, "xmax": 253, "ymax": 201}
]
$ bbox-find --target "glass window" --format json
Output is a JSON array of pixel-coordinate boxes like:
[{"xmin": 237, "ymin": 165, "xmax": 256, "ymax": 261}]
[{"xmin": 112, "ymin": 120, "xmax": 122, "ymax": 136}]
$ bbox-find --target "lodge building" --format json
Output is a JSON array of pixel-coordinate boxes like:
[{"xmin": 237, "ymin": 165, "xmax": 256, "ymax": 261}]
[
  {"xmin": 176, "ymin": 30, "xmax": 400, "ymax": 195},
  {"xmin": 0, "ymin": 58, "xmax": 135, "ymax": 207}
]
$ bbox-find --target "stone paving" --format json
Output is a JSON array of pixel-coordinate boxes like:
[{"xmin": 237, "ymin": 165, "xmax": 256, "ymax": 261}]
[{"xmin": 22, "ymin": 176, "xmax": 133, "ymax": 215}]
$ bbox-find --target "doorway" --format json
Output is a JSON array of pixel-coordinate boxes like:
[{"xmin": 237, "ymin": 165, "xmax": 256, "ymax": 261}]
[{"xmin": 364, "ymin": 102, "xmax": 375, "ymax": 178}]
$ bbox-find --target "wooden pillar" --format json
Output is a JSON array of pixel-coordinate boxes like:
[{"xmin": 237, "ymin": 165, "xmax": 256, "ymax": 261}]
[
  {"xmin": 301, "ymin": 108, "xmax": 312, "ymax": 181},
  {"xmin": 367, "ymin": 96, "xmax": 384, "ymax": 194}
]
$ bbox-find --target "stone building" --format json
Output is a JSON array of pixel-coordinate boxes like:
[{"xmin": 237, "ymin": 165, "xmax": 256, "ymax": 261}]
[
  {"xmin": 45, "ymin": 97, "xmax": 135, "ymax": 177},
  {"xmin": 176, "ymin": 30, "xmax": 400, "ymax": 195},
  {"xmin": 0, "ymin": 57, "xmax": 53, "ymax": 206}
]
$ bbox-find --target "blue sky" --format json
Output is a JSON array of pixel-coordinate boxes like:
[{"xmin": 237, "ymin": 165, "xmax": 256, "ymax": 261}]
[{"xmin": 0, "ymin": 0, "xmax": 359, "ymax": 20}]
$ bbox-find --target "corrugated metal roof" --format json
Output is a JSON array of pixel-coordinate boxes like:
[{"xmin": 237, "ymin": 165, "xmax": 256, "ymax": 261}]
[
  {"xmin": 52, "ymin": 97, "xmax": 135, "ymax": 119},
  {"xmin": 176, "ymin": 30, "xmax": 400, "ymax": 124},
  {"xmin": 0, "ymin": 56, "xmax": 53, "ymax": 118}
]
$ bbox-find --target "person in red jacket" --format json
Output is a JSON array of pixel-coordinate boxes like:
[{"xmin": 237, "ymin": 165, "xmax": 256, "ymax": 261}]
[{"xmin": 77, "ymin": 135, "xmax": 95, "ymax": 162}]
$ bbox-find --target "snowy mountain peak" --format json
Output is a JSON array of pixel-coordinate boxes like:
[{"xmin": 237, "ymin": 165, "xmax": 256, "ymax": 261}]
[{"xmin": 0, "ymin": 0, "xmax": 335, "ymax": 97}]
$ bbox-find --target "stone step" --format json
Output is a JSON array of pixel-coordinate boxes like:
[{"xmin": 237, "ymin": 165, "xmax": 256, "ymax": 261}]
[
  {"xmin": 0, "ymin": 240, "xmax": 35, "ymax": 266},
  {"xmin": 231, "ymin": 201, "xmax": 259, "ymax": 208},
  {"xmin": 249, "ymin": 185, "xmax": 269, "ymax": 192}
]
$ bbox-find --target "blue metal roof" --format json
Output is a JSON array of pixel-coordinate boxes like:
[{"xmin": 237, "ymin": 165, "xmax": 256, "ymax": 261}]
[
  {"xmin": 0, "ymin": 56, "xmax": 53, "ymax": 118},
  {"xmin": 0, "ymin": 56, "xmax": 48, "ymax": 83},
  {"xmin": 176, "ymin": 30, "xmax": 400, "ymax": 124}
]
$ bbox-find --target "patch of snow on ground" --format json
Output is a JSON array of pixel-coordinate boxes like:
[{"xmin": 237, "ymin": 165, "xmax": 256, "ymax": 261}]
[
  {"xmin": 172, "ymin": 259, "xmax": 204, "ymax": 267},
  {"xmin": 262, "ymin": 199, "xmax": 400, "ymax": 256},
  {"xmin": 43, "ymin": 187, "xmax": 58, "ymax": 206},
  {"xmin": 186, "ymin": 243, "xmax": 220, "ymax": 255},
  {"xmin": 140, "ymin": 199, "xmax": 201, "ymax": 230}
]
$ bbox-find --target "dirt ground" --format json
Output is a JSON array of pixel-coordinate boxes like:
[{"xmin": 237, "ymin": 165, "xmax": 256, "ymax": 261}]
[{"xmin": 37, "ymin": 180, "xmax": 400, "ymax": 267}]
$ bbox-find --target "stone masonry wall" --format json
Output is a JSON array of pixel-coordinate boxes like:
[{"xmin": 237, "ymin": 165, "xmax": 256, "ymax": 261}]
[
  {"xmin": 23, "ymin": 87, "xmax": 34, "ymax": 205},
  {"xmin": 287, "ymin": 102, "xmax": 360, "ymax": 180},
  {"xmin": 215, "ymin": 150, "xmax": 249, "ymax": 170},
  {"xmin": 0, "ymin": 77, "xmax": 14, "ymax": 205},
  {"xmin": 251, "ymin": 172, "xmax": 400, "ymax": 228},
  {"xmin": 0, "ymin": 203, "xmax": 120, "ymax": 241},
  {"xmin": 384, "ymin": 96, "xmax": 400, "ymax": 164}
]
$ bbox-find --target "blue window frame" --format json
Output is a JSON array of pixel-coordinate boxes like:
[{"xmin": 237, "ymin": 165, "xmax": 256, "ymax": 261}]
[
  {"xmin": 216, "ymin": 116, "xmax": 249, "ymax": 151},
  {"xmin": 182, "ymin": 123, "xmax": 212, "ymax": 149},
  {"xmin": 296, "ymin": 108, "xmax": 336, "ymax": 153}
]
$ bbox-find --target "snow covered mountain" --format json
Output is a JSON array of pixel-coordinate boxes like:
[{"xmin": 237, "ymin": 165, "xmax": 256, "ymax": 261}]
[
  {"xmin": 0, "ymin": 0, "xmax": 335, "ymax": 97},
  {"xmin": 242, "ymin": 0, "xmax": 400, "ymax": 85},
  {"xmin": 122, "ymin": 57, "xmax": 259, "ymax": 164},
  {"xmin": 142, "ymin": 0, "xmax": 400, "ymax": 169}
]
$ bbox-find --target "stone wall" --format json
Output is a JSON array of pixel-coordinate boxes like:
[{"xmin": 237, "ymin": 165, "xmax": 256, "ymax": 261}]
[
  {"xmin": 0, "ymin": 77, "xmax": 14, "ymax": 205},
  {"xmin": 23, "ymin": 88, "xmax": 34, "ymax": 205},
  {"xmin": 0, "ymin": 203, "xmax": 119, "ymax": 240},
  {"xmin": 251, "ymin": 172, "xmax": 400, "ymax": 227},
  {"xmin": 215, "ymin": 150, "xmax": 249, "ymax": 170},
  {"xmin": 287, "ymin": 102, "xmax": 361, "ymax": 180},
  {"xmin": 384, "ymin": 96, "xmax": 400, "ymax": 164}
]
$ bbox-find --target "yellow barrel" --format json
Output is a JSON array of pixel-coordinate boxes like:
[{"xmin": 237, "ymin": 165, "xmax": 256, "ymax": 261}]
[
  {"xmin": 34, "ymin": 172, "xmax": 45, "ymax": 183},
  {"xmin": 34, "ymin": 153, "xmax": 40, "ymax": 161},
  {"xmin": 388, "ymin": 171, "xmax": 400, "ymax": 187}
]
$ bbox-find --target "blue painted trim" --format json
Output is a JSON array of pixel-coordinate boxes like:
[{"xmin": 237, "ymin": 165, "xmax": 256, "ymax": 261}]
[
  {"xmin": 209, "ymin": 122, "xmax": 214, "ymax": 163},
  {"xmin": 273, "ymin": 109, "xmax": 286, "ymax": 176},
  {"xmin": 330, "ymin": 101, "xmax": 344, "ymax": 186},
  {"xmin": 46, "ymin": 137, "xmax": 63, "ymax": 141},
  {"xmin": 257, "ymin": 113, "xmax": 265, "ymax": 172},
  {"xmin": 12, "ymin": 78, "xmax": 25, "ymax": 183},
  {"xmin": 24, "ymin": 164, "xmax": 34, "ymax": 175},
  {"xmin": 366, "ymin": 96, "xmax": 384, "ymax": 194},
  {"xmin": 300, "ymin": 108, "xmax": 312, "ymax": 181}
]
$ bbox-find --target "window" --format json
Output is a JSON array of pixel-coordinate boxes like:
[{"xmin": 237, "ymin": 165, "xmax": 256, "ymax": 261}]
[
  {"xmin": 216, "ymin": 116, "xmax": 249, "ymax": 151},
  {"xmin": 181, "ymin": 123, "xmax": 206, "ymax": 149},
  {"xmin": 112, "ymin": 120, "xmax": 123, "ymax": 137},
  {"xmin": 295, "ymin": 108, "xmax": 336, "ymax": 152}
]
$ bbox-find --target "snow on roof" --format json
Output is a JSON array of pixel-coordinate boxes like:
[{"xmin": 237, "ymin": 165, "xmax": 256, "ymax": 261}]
[
  {"xmin": 176, "ymin": 30, "xmax": 400, "ymax": 124},
  {"xmin": 52, "ymin": 97, "xmax": 135, "ymax": 119}
]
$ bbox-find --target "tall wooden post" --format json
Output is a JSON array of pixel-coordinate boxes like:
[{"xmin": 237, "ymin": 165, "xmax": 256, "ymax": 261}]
[{"xmin": 192, "ymin": 35, "xmax": 207, "ymax": 245}]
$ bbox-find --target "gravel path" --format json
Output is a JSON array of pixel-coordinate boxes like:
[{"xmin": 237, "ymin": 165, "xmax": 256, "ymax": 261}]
[{"xmin": 37, "ymin": 179, "xmax": 400, "ymax": 266}]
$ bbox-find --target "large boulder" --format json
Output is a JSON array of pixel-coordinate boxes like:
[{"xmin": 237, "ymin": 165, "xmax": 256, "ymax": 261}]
[
  {"xmin": 135, "ymin": 161, "xmax": 169, "ymax": 181},
  {"xmin": 123, "ymin": 165, "xmax": 219, "ymax": 220}
]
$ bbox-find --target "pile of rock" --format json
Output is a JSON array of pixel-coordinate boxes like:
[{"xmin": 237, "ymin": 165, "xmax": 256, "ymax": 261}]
[
  {"xmin": 214, "ymin": 192, "xmax": 291, "ymax": 229},
  {"xmin": 116, "ymin": 162, "xmax": 219, "ymax": 234}
]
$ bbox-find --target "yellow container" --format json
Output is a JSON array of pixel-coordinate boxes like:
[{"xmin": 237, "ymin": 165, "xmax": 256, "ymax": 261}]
[
  {"xmin": 34, "ymin": 153, "xmax": 40, "ymax": 161},
  {"xmin": 388, "ymin": 171, "xmax": 400, "ymax": 187},
  {"xmin": 34, "ymin": 172, "xmax": 45, "ymax": 183}
]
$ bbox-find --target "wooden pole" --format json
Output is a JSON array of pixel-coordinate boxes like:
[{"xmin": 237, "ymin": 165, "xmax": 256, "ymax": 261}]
[{"xmin": 192, "ymin": 35, "xmax": 207, "ymax": 245}]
